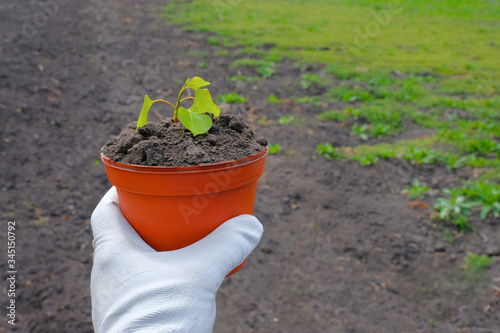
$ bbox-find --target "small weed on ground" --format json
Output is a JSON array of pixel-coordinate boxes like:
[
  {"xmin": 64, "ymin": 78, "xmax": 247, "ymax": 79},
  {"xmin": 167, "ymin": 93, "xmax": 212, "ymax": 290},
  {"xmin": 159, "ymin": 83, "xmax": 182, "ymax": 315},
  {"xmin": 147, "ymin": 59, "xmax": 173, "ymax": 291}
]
[
  {"xmin": 316, "ymin": 143, "xmax": 340, "ymax": 160},
  {"xmin": 267, "ymin": 94, "xmax": 283, "ymax": 103},
  {"xmin": 464, "ymin": 253, "xmax": 494, "ymax": 273},
  {"xmin": 217, "ymin": 92, "xmax": 247, "ymax": 103},
  {"xmin": 268, "ymin": 143, "xmax": 282, "ymax": 155},
  {"xmin": 402, "ymin": 179, "xmax": 429, "ymax": 199}
]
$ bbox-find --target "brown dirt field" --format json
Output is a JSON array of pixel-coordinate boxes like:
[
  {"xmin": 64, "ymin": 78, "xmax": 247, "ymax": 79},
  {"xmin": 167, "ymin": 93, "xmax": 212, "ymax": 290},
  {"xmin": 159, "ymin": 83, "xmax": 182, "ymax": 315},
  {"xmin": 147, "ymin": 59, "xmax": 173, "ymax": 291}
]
[{"xmin": 0, "ymin": 1, "xmax": 499, "ymax": 332}]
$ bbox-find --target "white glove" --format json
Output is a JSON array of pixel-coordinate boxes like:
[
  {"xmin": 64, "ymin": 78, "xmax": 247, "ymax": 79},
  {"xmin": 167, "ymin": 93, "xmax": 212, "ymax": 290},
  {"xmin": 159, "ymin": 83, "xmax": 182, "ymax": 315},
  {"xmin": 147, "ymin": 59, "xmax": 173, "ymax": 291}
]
[{"xmin": 90, "ymin": 187, "xmax": 263, "ymax": 333}]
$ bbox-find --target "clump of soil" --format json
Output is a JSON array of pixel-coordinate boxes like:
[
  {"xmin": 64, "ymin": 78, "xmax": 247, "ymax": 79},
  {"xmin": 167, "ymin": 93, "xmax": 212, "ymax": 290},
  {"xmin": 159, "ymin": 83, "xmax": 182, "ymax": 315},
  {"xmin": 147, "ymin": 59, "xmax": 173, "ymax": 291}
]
[{"xmin": 101, "ymin": 114, "xmax": 268, "ymax": 167}]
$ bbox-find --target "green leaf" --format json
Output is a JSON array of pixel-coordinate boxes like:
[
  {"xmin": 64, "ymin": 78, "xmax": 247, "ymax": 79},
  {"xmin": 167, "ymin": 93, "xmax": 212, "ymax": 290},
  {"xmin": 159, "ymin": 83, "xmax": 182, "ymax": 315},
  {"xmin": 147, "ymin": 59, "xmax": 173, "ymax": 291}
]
[
  {"xmin": 185, "ymin": 76, "xmax": 210, "ymax": 90},
  {"xmin": 137, "ymin": 95, "xmax": 154, "ymax": 130},
  {"xmin": 190, "ymin": 89, "xmax": 221, "ymax": 117},
  {"xmin": 178, "ymin": 106, "xmax": 212, "ymax": 136},
  {"xmin": 268, "ymin": 143, "xmax": 282, "ymax": 154},
  {"xmin": 480, "ymin": 206, "xmax": 491, "ymax": 220}
]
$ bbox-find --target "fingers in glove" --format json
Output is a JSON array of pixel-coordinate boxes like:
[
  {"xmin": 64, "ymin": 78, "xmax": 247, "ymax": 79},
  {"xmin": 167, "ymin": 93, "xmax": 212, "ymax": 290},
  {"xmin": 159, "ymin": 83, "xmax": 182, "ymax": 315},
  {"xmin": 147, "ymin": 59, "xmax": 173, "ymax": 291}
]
[{"xmin": 176, "ymin": 214, "xmax": 263, "ymax": 278}]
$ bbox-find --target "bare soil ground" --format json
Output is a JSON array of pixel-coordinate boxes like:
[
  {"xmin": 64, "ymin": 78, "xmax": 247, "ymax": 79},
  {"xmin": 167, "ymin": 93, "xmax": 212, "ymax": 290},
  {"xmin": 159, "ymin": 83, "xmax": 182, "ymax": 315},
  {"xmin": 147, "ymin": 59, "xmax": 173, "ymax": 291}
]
[{"xmin": 0, "ymin": 1, "xmax": 499, "ymax": 332}]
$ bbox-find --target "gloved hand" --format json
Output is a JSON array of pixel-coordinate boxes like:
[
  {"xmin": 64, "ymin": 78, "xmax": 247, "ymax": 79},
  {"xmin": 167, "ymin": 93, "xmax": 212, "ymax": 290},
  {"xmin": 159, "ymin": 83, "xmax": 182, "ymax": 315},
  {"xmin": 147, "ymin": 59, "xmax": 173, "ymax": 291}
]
[{"xmin": 90, "ymin": 187, "xmax": 263, "ymax": 333}]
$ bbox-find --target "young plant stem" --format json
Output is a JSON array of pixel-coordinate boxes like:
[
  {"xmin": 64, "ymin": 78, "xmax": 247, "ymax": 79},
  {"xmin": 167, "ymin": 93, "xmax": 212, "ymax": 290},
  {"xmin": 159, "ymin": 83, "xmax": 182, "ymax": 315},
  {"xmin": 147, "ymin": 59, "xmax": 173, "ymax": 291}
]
[
  {"xmin": 153, "ymin": 99, "xmax": 176, "ymax": 109},
  {"xmin": 173, "ymin": 88, "xmax": 188, "ymax": 123},
  {"xmin": 180, "ymin": 97, "xmax": 195, "ymax": 103},
  {"xmin": 152, "ymin": 97, "xmax": 194, "ymax": 122}
]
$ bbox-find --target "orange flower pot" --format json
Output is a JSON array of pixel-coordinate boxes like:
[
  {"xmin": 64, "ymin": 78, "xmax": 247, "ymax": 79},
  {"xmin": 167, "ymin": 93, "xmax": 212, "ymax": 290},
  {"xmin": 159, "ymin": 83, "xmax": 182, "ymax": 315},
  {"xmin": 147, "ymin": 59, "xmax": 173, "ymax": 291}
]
[{"xmin": 101, "ymin": 148, "xmax": 267, "ymax": 275}]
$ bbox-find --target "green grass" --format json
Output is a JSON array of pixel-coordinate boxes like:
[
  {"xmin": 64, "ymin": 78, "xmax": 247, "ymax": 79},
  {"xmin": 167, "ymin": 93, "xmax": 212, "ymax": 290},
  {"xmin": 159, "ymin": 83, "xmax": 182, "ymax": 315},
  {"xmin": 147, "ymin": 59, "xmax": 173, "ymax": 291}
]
[
  {"xmin": 231, "ymin": 56, "xmax": 278, "ymax": 78},
  {"xmin": 276, "ymin": 115, "xmax": 302, "ymax": 125},
  {"xmin": 402, "ymin": 179, "xmax": 429, "ymax": 199},
  {"xmin": 316, "ymin": 110, "xmax": 349, "ymax": 122},
  {"xmin": 464, "ymin": 253, "xmax": 494, "ymax": 272},
  {"xmin": 164, "ymin": 0, "xmax": 500, "ymax": 239},
  {"xmin": 316, "ymin": 143, "xmax": 342, "ymax": 160},
  {"xmin": 267, "ymin": 94, "xmax": 283, "ymax": 103},
  {"xmin": 165, "ymin": 0, "xmax": 500, "ymax": 85},
  {"xmin": 268, "ymin": 143, "xmax": 283, "ymax": 154},
  {"xmin": 217, "ymin": 92, "xmax": 247, "ymax": 103}
]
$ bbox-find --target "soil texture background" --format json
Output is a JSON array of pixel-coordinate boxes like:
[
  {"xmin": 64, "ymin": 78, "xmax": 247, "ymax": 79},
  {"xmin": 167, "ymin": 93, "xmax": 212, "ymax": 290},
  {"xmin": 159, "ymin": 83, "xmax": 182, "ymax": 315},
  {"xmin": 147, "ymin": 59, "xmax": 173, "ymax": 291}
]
[{"xmin": 0, "ymin": 1, "xmax": 499, "ymax": 332}]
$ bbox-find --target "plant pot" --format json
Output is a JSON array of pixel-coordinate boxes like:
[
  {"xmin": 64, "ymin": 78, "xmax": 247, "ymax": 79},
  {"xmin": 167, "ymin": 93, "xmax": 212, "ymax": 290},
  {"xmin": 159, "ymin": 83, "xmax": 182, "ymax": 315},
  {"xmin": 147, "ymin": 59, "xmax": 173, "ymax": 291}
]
[{"xmin": 100, "ymin": 147, "xmax": 268, "ymax": 275}]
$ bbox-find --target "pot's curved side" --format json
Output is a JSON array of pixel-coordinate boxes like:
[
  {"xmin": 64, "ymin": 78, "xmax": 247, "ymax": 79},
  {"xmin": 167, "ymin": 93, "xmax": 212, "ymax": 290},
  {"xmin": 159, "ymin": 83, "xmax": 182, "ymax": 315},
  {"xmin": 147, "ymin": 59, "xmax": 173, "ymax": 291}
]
[
  {"xmin": 101, "ymin": 148, "xmax": 267, "ymax": 196},
  {"xmin": 101, "ymin": 149, "xmax": 268, "ymax": 255}
]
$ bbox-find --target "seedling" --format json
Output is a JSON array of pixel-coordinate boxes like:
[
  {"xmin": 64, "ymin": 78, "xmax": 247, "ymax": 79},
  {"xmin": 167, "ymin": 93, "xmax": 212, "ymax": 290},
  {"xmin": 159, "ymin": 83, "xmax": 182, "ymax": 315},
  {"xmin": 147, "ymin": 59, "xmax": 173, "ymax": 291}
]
[
  {"xmin": 438, "ymin": 152, "xmax": 475, "ymax": 170},
  {"xmin": 268, "ymin": 143, "xmax": 282, "ymax": 154},
  {"xmin": 351, "ymin": 123, "xmax": 369, "ymax": 140},
  {"xmin": 449, "ymin": 214, "xmax": 472, "ymax": 233},
  {"xmin": 462, "ymin": 138, "xmax": 500, "ymax": 156},
  {"xmin": 295, "ymin": 95, "xmax": 322, "ymax": 105},
  {"xmin": 316, "ymin": 143, "xmax": 340, "ymax": 160},
  {"xmin": 345, "ymin": 107, "xmax": 360, "ymax": 118},
  {"xmin": 277, "ymin": 115, "xmax": 302, "ymax": 125},
  {"xmin": 464, "ymin": 253, "xmax": 494, "ymax": 273},
  {"xmin": 354, "ymin": 155, "xmax": 379, "ymax": 166},
  {"xmin": 316, "ymin": 110, "xmax": 348, "ymax": 122},
  {"xmin": 207, "ymin": 36, "xmax": 220, "ymax": 45},
  {"xmin": 393, "ymin": 77, "xmax": 427, "ymax": 102},
  {"xmin": 402, "ymin": 179, "xmax": 429, "ymax": 199},
  {"xmin": 462, "ymin": 181, "xmax": 500, "ymax": 219},
  {"xmin": 433, "ymin": 194, "xmax": 478, "ymax": 220},
  {"xmin": 329, "ymin": 85, "xmax": 373, "ymax": 102},
  {"xmin": 379, "ymin": 148, "xmax": 396, "ymax": 159},
  {"xmin": 368, "ymin": 72, "xmax": 394, "ymax": 87},
  {"xmin": 231, "ymin": 57, "xmax": 276, "ymax": 78},
  {"xmin": 137, "ymin": 76, "xmax": 221, "ymax": 136},
  {"xmin": 217, "ymin": 92, "xmax": 247, "ymax": 103},
  {"xmin": 402, "ymin": 146, "xmax": 438, "ymax": 165},
  {"xmin": 371, "ymin": 123, "xmax": 391, "ymax": 138},
  {"xmin": 267, "ymin": 94, "xmax": 283, "ymax": 103},
  {"xmin": 300, "ymin": 73, "xmax": 324, "ymax": 89}
]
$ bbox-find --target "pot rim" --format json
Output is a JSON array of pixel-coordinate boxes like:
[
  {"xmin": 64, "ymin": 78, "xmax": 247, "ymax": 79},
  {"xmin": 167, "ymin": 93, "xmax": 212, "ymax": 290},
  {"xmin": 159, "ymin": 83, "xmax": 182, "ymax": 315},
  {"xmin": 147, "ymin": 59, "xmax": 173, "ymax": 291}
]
[{"xmin": 101, "ymin": 147, "xmax": 268, "ymax": 174}]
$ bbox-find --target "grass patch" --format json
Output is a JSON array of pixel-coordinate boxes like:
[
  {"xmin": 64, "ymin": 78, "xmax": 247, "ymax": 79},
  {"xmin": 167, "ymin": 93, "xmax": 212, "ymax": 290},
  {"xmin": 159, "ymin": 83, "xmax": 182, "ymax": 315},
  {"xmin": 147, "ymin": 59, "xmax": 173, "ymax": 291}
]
[
  {"xmin": 165, "ymin": 0, "xmax": 500, "ymax": 241},
  {"xmin": 316, "ymin": 110, "xmax": 348, "ymax": 122},
  {"xmin": 267, "ymin": 94, "xmax": 283, "ymax": 103},
  {"xmin": 464, "ymin": 253, "xmax": 494, "ymax": 273},
  {"xmin": 217, "ymin": 92, "xmax": 247, "ymax": 103},
  {"xmin": 268, "ymin": 143, "xmax": 283, "ymax": 154},
  {"xmin": 164, "ymin": 0, "xmax": 500, "ymax": 82}
]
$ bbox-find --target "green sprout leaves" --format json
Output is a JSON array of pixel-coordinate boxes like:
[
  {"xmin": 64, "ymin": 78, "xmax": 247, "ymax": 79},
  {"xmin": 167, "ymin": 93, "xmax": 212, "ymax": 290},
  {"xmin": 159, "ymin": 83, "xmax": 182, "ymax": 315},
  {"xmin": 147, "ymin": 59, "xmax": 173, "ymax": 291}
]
[
  {"xmin": 136, "ymin": 76, "xmax": 220, "ymax": 136},
  {"xmin": 402, "ymin": 179, "xmax": 429, "ymax": 199},
  {"xmin": 137, "ymin": 95, "xmax": 154, "ymax": 130},
  {"xmin": 178, "ymin": 107, "xmax": 212, "ymax": 136},
  {"xmin": 179, "ymin": 87, "xmax": 221, "ymax": 136},
  {"xmin": 184, "ymin": 76, "xmax": 210, "ymax": 90}
]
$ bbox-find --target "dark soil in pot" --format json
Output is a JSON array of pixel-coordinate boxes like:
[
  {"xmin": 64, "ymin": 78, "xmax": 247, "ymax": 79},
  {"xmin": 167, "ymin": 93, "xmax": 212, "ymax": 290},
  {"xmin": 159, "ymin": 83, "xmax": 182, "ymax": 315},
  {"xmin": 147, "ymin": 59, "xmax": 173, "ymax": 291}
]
[{"xmin": 101, "ymin": 114, "xmax": 268, "ymax": 167}]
